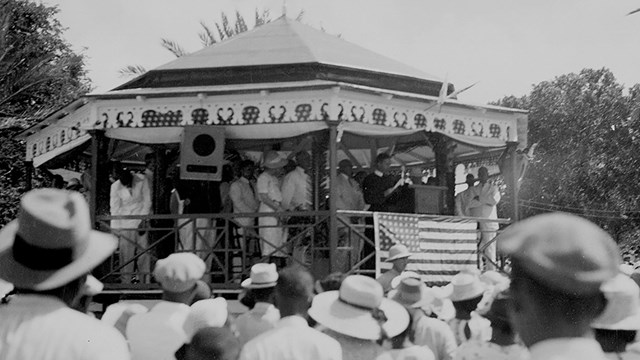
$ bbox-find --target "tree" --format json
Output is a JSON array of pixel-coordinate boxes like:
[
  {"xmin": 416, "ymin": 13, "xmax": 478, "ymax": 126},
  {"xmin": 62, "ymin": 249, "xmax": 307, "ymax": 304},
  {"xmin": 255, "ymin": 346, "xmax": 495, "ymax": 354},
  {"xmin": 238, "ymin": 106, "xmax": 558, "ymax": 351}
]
[
  {"xmin": 0, "ymin": 0, "xmax": 91, "ymax": 224},
  {"xmin": 494, "ymin": 68, "xmax": 640, "ymax": 241},
  {"xmin": 0, "ymin": 0, "xmax": 91, "ymax": 118},
  {"xmin": 119, "ymin": 9, "xmax": 272, "ymax": 78}
]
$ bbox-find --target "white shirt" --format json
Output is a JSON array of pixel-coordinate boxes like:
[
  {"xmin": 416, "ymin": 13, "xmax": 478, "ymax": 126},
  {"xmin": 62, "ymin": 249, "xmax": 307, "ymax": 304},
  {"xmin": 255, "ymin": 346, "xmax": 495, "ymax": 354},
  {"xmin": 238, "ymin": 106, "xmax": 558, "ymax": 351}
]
[
  {"xmin": 467, "ymin": 182, "xmax": 501, "ymax": 220},
  {"xmin": 126, "ymin": 301, "xmax": 190, "ymax": 360},
  {"xmin": 454, "ymin": 340, "xmax": 529, "ymax": 360},
  {"xmin": 335, "ymin": 173, "xmax": 365, "ymax": 211},
  {"xmin": 0, "ymin": 295, "xmax": 130, "ymax": 360},
  {"xmin": 281, "ymin": 167, "xmax": 311, "ymax": 211},
  {"xmin": 257, "ymin": 172, "xmax": 283, "ymax": 213},
  {"xmin": 529, "ymin": 338, "xmax": 608, "ymax": 360},
  {"xmin": 235, "ymin": 302, "xmax": 281, "ymax": 346},
  {"xmin": 229, "ymin": 177, "xmax": 259, "ymax": 227},
  {"xmin": 413, "ymin": 315, "xmax": 458, "ymax": 360},
  {"xmin": 455, "ymin": 187, "xmax": 474, "ymax": 217},
  {"xmin": 386, "ymin": 345, "xmax": 435, "ymax": 360},
  {"xmin": 110, "ymin": 173, "xmax": 151, "ymax": 229},
  {"xmin": 240, "ymin": 315, "xmax": 342, "ymax": 360},
  {"xmin": 323, "ymin": 329, "xmax": 390, "ymax": 360}
]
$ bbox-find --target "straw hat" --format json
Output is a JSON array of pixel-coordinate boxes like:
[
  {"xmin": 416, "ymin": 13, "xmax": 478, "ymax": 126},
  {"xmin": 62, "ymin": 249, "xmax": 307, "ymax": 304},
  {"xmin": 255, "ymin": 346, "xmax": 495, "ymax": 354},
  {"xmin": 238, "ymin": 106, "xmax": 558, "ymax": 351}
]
[
  {"xmin": 387, "ymin": 244, "xmax": 412, "ymax": 262},
  {"xmin": 308, "ymin": 275, "xmax": 410, "ymax": 340},
  {"xmin": 262, "ymin": 151, "xmax": 287, "ymax": 169},
  {"xmin": 154, "ymin": 253, "xmax": 206, "ymax": 293},
  {"xmin": 241, "ymin": 263, "xmax": 278, "ymax": 289},
  {"xmin": 0, "ymin": 189, "xmax": 117, "ymax": 291},
  {"xmin": 183, "ymin": 298, "xmax": 228, "ymax": 342},
  {"xmin": 390, "ymin": 271, "xmax": 421, "ymax": 290},
  {"xmin": 389, "ymin": 277, "xmax": 433, "ymax": 309},
  {"xmin": 592, "ymin": 273, "xmax": 640, "ymax": 331},
  {"xmin": 448, "ymin": 271, "xmax": 486, "ymax": 302}
]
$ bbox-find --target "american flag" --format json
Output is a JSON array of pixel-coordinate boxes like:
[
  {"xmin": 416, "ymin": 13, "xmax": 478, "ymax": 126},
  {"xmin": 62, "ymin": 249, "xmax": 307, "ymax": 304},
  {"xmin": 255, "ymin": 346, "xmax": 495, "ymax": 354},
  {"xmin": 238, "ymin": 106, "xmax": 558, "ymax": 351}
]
[{"xmin": 375, "ymin": 213, "xmax": 479, "ymax": 286}]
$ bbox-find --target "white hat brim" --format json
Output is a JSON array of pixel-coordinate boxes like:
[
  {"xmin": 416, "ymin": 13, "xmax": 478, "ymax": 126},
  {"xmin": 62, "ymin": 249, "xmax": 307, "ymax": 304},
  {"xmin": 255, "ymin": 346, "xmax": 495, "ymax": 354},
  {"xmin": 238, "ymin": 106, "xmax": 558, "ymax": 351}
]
[
  {"xmin": 0, "ymin": 221, "xmax": 117, "ymax": 291},
  {"xmin": 241, "ymin": 278, "xmax": 277, "ymax": 289},
  {"xmin": 308, "ymin": 290, "xmax": 409, "ymax": 340},
  {"xmin": 592, "ymin": 312, "xmax": 640, "ymax": 331},
  {"xmin": 387, "ymin": 253, "xmax": 411, "ymax": 262}
]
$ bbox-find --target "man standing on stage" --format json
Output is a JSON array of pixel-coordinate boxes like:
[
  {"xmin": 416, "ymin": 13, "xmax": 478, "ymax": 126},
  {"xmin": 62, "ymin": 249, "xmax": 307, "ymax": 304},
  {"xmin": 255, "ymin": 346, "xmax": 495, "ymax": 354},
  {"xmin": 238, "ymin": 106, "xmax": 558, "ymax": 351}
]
[
  {"xmin": 455, "ymin": 174, "xmax": 476, "ymax": 217},
  {"xmin": 362, "ymin": 153, "xmax": 408, "ymax": 268},
  {"xmin": 467, "ymin": 166, "xmax": 501, "ymax": 270}
]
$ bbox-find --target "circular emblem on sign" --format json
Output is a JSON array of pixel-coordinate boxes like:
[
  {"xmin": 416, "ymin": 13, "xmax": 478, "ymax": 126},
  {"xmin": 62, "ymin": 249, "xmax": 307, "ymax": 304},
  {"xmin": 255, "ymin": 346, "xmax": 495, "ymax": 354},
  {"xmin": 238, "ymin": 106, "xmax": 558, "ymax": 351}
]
[{"xmin": 192, "ymin": 134, "xmax": 216, "ymax": 157}]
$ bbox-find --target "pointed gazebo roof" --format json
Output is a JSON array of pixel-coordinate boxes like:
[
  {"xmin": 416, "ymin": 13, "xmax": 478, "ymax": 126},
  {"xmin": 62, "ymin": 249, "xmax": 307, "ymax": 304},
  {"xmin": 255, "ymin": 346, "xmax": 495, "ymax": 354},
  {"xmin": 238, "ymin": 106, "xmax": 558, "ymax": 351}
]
[{"xmin": 117, "ymin": 17, "xmax": 448, "ymax": 96}]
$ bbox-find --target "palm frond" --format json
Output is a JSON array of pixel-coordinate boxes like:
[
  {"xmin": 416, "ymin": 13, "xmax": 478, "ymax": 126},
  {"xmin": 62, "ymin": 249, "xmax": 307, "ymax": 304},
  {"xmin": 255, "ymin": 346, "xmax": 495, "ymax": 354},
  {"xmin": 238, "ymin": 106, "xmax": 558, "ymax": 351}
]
[
  {"xmin": 160, "ymin": 38, "xmax": 187, "ymax": 58},
  {"xmin": 198, "ymin": 21, "xmax": 217, "ymax": 47},
  {"xmin": 118, "ymin": 64, "xmax": 147, "ymax": 78}
]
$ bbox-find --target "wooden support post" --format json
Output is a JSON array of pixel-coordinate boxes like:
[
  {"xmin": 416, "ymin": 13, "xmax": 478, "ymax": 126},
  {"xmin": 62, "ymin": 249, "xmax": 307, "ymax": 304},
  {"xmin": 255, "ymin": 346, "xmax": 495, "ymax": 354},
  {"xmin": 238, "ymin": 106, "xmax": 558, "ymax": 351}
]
[
  {"xmin": 431, "ymin": 133, "xmax": 455, "ymax": 215},
  {"xmin": 506, "ymin": 142, "xmax": 520, "ymax": 221},
  {"xmin": 89, "ymin": 130, "xmax": 110, "ymax": 227},
  {"xmin": 369, "ymin": 139, "xmax": 378, "ymax": 170},
  {"xmin": 23, "ymin": 161, "xmax": 32, "ymax": 191},
  {"xmin": 150, "ymin": 145, "xmax": 174, "ymax": 259},
  {"xmin": 328, "ymin": 122, "xmax": 339, "ymax": 272}
]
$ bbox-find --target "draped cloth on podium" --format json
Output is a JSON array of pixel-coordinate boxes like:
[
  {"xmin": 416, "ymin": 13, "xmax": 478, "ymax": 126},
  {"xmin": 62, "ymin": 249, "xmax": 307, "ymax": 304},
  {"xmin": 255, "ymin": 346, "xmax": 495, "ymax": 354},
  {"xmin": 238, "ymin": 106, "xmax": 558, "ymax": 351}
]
[{"xmin": 374, "ymin": 213, "xmax": 478, "ymax": 286}]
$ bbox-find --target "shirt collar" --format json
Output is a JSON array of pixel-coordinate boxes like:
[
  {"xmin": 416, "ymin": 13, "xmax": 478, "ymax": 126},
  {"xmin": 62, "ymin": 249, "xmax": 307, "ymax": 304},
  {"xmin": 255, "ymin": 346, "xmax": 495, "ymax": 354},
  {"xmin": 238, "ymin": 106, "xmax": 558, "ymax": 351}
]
[
  {"xmin": 276, "ymin": 315, "xmax": 309, "ymax": 329},
  {"xmin": 529, "ymin": 337, "xmax": 606, "ymax": 360},
  {"xmin": 374, "ymin": 170, "xmax": 384, "ymax": 177},
  {"xmin": 8, "ymin": 294, "xmax": 67, "ymax": 309},
  {"xmin": 151, "ymin": 301, "xmax": 190, "ymax": 313},
  {"xmin": 251, "ymin": 302, "xmax": 276, "ymax": 314}
]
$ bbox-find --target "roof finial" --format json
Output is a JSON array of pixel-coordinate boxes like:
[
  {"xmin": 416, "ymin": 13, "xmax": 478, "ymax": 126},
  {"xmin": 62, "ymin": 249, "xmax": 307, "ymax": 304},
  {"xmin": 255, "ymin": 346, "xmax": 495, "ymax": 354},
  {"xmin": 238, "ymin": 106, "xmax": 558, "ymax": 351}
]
[{"xmin": 282, "ymin": 0, "xmax": 287, "ymax": 18}]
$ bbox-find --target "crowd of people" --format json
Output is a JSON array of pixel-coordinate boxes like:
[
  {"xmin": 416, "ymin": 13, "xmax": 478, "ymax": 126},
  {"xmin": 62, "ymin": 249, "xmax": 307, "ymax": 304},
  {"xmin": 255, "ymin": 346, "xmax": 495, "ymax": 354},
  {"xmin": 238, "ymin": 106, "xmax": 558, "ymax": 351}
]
[{"xmin": 2, "ymin": 188, "xmax": 640, "ymax": 360}]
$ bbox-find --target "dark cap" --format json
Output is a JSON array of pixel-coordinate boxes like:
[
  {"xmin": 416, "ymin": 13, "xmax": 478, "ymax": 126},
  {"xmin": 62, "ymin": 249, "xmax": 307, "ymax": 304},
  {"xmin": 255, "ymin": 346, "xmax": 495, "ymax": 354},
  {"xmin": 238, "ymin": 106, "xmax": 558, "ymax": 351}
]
[{"xmin": 497, "ymin": 212, "xmax": 620, "ymax": 295}]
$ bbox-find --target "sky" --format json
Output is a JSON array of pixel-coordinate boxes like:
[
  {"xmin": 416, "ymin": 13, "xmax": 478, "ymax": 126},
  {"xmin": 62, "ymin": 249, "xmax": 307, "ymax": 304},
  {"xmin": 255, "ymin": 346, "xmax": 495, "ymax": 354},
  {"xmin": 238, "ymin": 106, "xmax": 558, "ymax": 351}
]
[{"xmin": 43, "ymin": 0, "xmax": 640, "ymax": 105}]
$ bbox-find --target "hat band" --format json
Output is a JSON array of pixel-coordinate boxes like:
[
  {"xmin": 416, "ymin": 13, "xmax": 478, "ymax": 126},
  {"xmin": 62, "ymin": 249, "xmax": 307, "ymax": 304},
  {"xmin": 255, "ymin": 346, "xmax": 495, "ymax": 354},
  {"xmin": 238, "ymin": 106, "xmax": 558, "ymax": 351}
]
[
  {"xmin": 338, "ymin": 295, "xmax": 389, "ymax": 340},
  {"xmin": 13, "ymin": 234, "xmax": 74, "ymax": 271}
]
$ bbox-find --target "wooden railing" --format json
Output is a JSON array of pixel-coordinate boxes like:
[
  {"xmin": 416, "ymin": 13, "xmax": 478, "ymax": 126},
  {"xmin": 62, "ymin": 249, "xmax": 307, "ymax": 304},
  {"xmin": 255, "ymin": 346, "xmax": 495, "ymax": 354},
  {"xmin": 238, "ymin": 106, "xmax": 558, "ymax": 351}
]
[{"xmin": 94, "ymin": 211, "xmax": 511, "ymax": 291}]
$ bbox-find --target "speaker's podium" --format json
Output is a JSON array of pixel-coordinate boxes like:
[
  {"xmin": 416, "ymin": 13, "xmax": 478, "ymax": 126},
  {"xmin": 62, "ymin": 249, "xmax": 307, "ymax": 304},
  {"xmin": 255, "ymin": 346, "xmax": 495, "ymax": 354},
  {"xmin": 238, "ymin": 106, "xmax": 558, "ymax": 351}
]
[{"xmin": 407, "ymin": 185, "xmax": 448, "ymax": 214}]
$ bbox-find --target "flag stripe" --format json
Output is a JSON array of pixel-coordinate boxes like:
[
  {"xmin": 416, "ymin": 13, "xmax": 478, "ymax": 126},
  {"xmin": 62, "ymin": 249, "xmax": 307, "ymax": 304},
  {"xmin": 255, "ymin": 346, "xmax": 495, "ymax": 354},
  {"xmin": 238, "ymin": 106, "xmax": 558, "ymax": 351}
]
[{"xmin": 375, "ymin": 212, "xmax": 479, "ymax": 285}]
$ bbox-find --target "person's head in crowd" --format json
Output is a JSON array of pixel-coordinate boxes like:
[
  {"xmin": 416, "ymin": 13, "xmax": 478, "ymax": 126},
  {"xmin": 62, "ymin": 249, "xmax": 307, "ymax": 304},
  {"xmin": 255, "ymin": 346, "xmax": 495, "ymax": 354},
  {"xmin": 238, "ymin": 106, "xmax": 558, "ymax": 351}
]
[
  {"xmin": 498, "ymin": 212, "xmax": 620, "ymax": 348},
  {"xmin": 389, "ymin": 277, "xmax": 435, "ymax": 319},
  {"xmin": 116, "ymin": 164, "xmax": 133, "ymax": 187},
  {"xmin": 354, "ymin": 170, "xmax": 368, "ymax": 187},
  {"xmin": 0, "ymin": 189, "xmax": 117, "ymax": 308},
  {"xmin": 465, "ymin": 174, "xmax": 475, "ymax": 188},
  {"xmin": 52, "ymin": 174, "xmax": 65, "ymax": 189},
  {"xmin": 448, "ymin": 270, "xmax": 486, "ymax": 320},
  {"xmin": 283, "ymin": 159, "xmax": 297, "ymax": 174},
  {"xmin": 263, "ymin": 150, "xmax": 287, "ymax": 177},
  {"xmin": 183, "ymin": 298, "xmax": 228, "ymax": 342},
  {"xmin": 592, "ymin": 273, "xmax": 640, "ymax": 353},
  {"xmin": 478, "ymin": 166, "xmax": 489, "ymax": 184},
  {"xmin": 309, "ymin": 274, "xmax": 410, "ymax": 344},
  {"xmin": 338, "ymin": 159, "xmax": 354, "ymax": 178},
  {"xmin": 191, "ymin": 280, "xmax": 212, "ymax": 304},
  {"xmin": 66, "ymin": 177, "xmax": 82, "ymax": 191},
  {"xmin": 144, "ymin": 152, "xmax": 155, "ymax": 172},
  {"xmin": 375, "ymin": 153, "xmax": 393, "ymax": 174},
  {"xmin": 221, "ymin": 164, "xmax": 235, "ymax": 183},
  {"xmin": 175, "ymin": 327, "xmax": 240, "ymax": 360},
  {"xmin": 274, "ymin": 265, "xmax": 314, "ymax": 318},
  {"xmin": 482, "ymin": 291, "xmax": 518, "ymax": 345},
  {"xmin": 239, "ymin": 159, "xmax": 255, "ymax": 180},
  {"xmin": 241, "ymin": 263, "xmax": 278, "ymax": 304},
  {"xmin": 154, "ymin": 252, "xmax": 206, "ymax": 304},
  {"xmin": 387, "ymin": 243, "xmax": 411, "ymax": 273},
  {"xmin": 239, "ymin": 289, "xmax": 256, "ymax": 310},
  {"xmin": 315, "ymin": 272, "xmax": 346, "ymax": 294},
  {"xmin": 73, "ymin": 275, "xmax": 104, "ymax": 314},
  {"xmin": 295, "ymin": 151, "xmax": 311, "ymax": 173}
]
